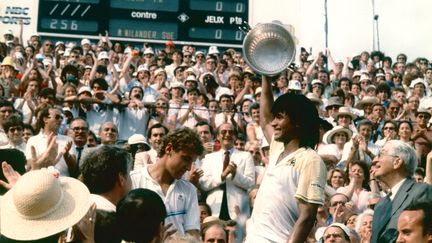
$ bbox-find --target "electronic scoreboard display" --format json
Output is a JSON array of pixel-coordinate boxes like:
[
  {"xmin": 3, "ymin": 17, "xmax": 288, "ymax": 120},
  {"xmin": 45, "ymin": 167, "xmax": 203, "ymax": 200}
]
[{"xmin": 37, "ymin": 0, "xmax": 249, "ymax": 46}]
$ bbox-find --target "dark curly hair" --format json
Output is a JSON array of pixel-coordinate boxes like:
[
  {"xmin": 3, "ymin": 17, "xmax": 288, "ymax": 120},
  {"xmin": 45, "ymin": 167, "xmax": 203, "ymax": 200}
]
[{"xmin": 157, "ymin": 127, "xmax": 204, "ymax": 158}]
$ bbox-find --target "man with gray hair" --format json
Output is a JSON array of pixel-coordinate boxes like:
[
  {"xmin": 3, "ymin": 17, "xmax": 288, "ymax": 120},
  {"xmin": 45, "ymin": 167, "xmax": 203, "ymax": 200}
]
[{"xmin": 371, "ymin": 140, "xmax": 432, "ymax": 243}]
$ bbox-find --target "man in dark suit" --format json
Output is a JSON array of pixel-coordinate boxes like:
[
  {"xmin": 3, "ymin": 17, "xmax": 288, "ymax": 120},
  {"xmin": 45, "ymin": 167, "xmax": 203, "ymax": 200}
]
[{"xmin": 371, "ymin": 140, "xmax": 432, "ymax": 243}]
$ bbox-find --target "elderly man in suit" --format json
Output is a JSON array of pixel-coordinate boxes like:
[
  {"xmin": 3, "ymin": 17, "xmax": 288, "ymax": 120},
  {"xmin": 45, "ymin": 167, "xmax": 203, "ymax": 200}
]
[
  {"xmin": 371, "ymin": 140, "xmax": 432, "ymax": 243},
  {"xmin": 200, "ymin": 122, "xmax": 255, "ymax": 221}
]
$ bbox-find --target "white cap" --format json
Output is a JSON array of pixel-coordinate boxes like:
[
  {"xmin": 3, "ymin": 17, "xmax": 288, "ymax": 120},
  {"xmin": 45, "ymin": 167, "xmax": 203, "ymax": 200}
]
[
  {"xmin": 55, "ymin": 41, "xmax": 65, "ymax": 47},
  {"xmin": 97, "ymin": 51, "xmax": 109, "ymax": 60},
  {"xmin": 128, "ymin": 134, "xmax": 150, "ymax": 151},
  {"xmin": 124, "ymin": 47, "xmax": 132, "ymax": 54},
  {"xmin": 311, "ymin": 79, "xmax": 323, "ymax": 86},
  {"xmin": 154, "ymin": 68, "xmax": 166, "ymax": 77},
  {"xmin": 170, "ymin": 82, "xmax": 185, "ymax": 92},
  {"xmin": 288, "ymin": 80, "xmax": 302, "ymax": 91},
  {"xmin": 81, "ymin": 39, "xmax": 91, "ymax": 46},
  {"xmin": 360, "ymin": 74, "xmax": 370, "ymax": 81},
  {"xmin": 208, "ymin": 46, "xmax": 219, "ymax": 55},
  {"xmin": 410, "ymin": 78, "xmax": 427, "ymax": 88},
  {"xmin": 137, "ymin": 64, "xmax": 148, "ymax": 73},
  {"xmin": 4, "ymin": 29, "xmax": 13, "ymax": 36},
  {"xmin": 78, "ymin": 86, "xmax": 92, "ymax": 96},
  {"xmin": 185, "ymin": 75, "xmax": 197, "ymax": 82},
  {"xmin": 195, "ymin": 50, "xmax": 205, "ymax": 56},
  {"xmin": 143, "ymin": 48, "xmax": 154, "ymax": 55},
  {"xmin": 185, "ymin": 67, "xmax": 197, "ymax": 76}
]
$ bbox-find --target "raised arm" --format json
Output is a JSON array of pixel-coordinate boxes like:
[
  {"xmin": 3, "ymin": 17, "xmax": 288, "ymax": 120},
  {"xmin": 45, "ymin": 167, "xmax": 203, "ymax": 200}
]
[{"xmin": 260, "ymin": 76, "xmax": 274, "ymax": 143}]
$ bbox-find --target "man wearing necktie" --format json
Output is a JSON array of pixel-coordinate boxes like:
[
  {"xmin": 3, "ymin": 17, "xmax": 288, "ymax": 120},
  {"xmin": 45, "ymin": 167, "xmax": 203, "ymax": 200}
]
[
  {"xmin": 371, "ymin": 140, "xmax": 432, "ymax": 243},
  {"xmin": 67, "ymin": 117, "xmax": 89, "ymax": 167},
  {"xmin": 200, "ymin": 122, "xmax": 255, "ymax": 222}
]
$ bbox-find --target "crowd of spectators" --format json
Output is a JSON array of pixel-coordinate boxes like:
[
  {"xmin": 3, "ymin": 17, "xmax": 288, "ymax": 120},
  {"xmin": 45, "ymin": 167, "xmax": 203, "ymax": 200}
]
[{"xmin": 0, "ymin": 25, "xmax": 431, "ymax": 243}]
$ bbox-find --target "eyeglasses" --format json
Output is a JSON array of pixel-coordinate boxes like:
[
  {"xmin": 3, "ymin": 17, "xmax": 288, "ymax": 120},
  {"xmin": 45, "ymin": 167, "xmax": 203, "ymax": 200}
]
[
  {"xmin": 377, "ymin": 150, "xmax": 398, "ymax": 158},
  {"xmin": 389, "ymin": 106, "xmax": 399, "ymax": 110},
  {"xmin": 184, "ymin": 55, "xmax": 191, "ymax": 58},
  {"xmin": 220, "ymin": 130, "xmax": 235, "ymax": 135},
  {"xmin": 49, "ymin": 114, "xmax": 63, "ymax": 120},
  {"xmin": 330, "ymin": 201, "xmax": 346, "ymax": 207},
  {"xmin": 156, "ymin": 103, "xmax": 168, "ymax": 108},
  {"xmin": 323, "ymin": 232, "xmax": 343, "ymax": 240},
  {"xmin": 397, "ymin": 56, "xmax": 406, "ymax": 60},
  {"xmin": 45, "ymin": 43, "xmax": 52, "ymax": 47},
  {"xmin": 249, "ymin": 150, "xmax": 260, "ymax": 155},
  {"xmin": 158, "ymin": 58, "xmax": 164, "ymax": 61},
  {"xmin": 8, "ymin": 127, "xmax": 23, "ymax": 133},
  {"xmin": 196, "ymin": 55, "xmax": 204, "ymax": 59},
  {"xmin": 417, "ymin": 114, "xmax": 431, "ymax": 119},
  {"xmin": 383, "ymin": 126, "xmax": 395, "ymax": 130},
  {"xmin": 103, "ymin": 128, "xmax": 117, "ymax": 132},
  {"xmin": 72, "ymin": 127, "xmax": 88, "ymax": 132}
]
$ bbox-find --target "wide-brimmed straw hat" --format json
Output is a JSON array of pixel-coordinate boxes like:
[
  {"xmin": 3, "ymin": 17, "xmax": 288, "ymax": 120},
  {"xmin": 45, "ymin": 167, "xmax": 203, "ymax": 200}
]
[
  {"xmin": 332, "ymin": 106, "xmax": 357, "ymax": 120},
  {"xmin": 128, "ymin": 134, "xmax": 150, "ymax": 151},
  {"xmin": 323, "ymin": 125, "xmax": 353, "ymax": 144},
  {"xmin": 325, "ymin": 97, "xmax": 343, "ymax": 109},
  {"xmin": 355, "ymin": 96, "xmax": 380, "ymax": 109},
  {"xmin": 0, "ymin": 169, "xmax": 91, "ymax": 240}
]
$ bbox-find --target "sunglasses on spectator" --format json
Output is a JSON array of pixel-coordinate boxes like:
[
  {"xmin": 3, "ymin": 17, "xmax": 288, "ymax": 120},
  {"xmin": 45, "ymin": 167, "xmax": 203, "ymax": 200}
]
[
  {"xmin": 383, "ymin": 126, "xmax": 395, "ymax": 130},
  {"xmin": 49, "ymin": 115, "xmax": 63, "ymax": 120},
  {"xmin": 331, "ymin": 201, "xmax": 346, "ymax": 207},
  {"xmin": 72, "ymin": 127, "xmax": 88, "ymax": 132},
  {"xmin": 8, "ymin": 127, "xmax": 23, "ymax": 133},
  {"xmin": 220, "ymin": 130, "xmax": 235, "ymax": 135},
  {"xmin": 417, "ymin": 114, "xmax": 431, "ymax": 119}
]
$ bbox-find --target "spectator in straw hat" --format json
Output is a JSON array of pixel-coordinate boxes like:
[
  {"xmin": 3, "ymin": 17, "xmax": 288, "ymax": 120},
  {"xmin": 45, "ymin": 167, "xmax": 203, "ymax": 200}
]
[
  {"xmin": 325, "ymin": 97, "xmax": 343, "ymax": 126},
  {"xmin": 355, "ymin": 96, "xmax": 380, "ymax": 118},
  {"xmin": 319, "ymin": 125, "xmax": 353, "ymax": 167},
  {"xmin": 0, "ymin": 169, "xmax": 94, "ymax": 242},
  {"xmin": 332, "ymin": 106, "xmax": 357, "ymax": 133},
  {"xmin": 0, "ymin": 56, "xmax": 20, "ymax": 97}
]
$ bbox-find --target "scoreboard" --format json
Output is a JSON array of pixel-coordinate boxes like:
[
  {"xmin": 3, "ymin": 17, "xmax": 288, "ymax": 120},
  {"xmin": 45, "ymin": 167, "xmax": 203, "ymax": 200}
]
[{"xmin": 37, "ymin": 0, "xmax": 249, "ymax": 47}]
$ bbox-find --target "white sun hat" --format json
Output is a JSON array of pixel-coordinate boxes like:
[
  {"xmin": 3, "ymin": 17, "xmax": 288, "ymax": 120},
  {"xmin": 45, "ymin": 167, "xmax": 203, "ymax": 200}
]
[{"xmin": 0, "ymin": 169, "xmax": 91, "ymax": 240}]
